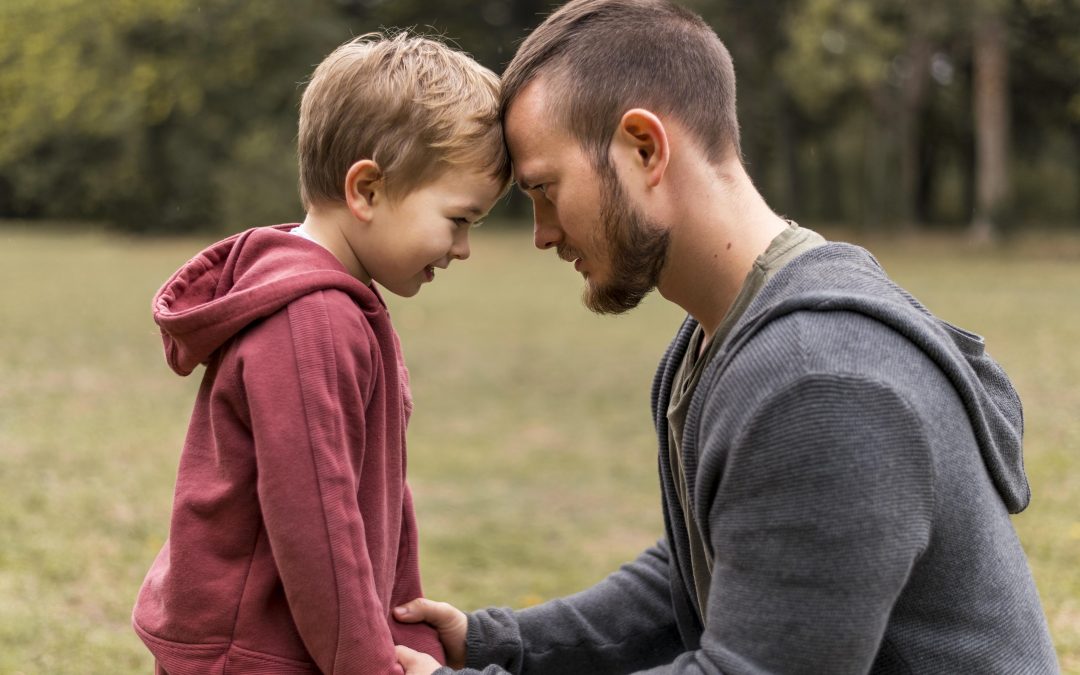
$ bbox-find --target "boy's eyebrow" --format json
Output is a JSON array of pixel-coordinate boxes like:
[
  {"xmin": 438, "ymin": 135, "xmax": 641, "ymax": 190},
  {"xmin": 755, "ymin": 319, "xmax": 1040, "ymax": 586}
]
[{"xmin": 451, "ymin": 204, "xmax": 487, "ymax": 219}]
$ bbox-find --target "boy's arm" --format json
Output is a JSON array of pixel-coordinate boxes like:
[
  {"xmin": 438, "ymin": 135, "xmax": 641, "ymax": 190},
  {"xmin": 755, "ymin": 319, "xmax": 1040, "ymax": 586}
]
[
  {"xmin": 239, "ymin": 298, "xmax": 406, "ymax": 674},
  {"xmin": 390, "ymin": 486, "xmax": 449, "ymax": 661}
]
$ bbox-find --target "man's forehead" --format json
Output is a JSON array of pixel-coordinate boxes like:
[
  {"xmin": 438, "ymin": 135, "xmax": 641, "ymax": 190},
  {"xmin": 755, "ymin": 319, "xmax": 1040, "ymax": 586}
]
[
  {"xmin": 508, "ymin": 76, "xmax": 554, "ymax": 117},
  {"xmin": 509, "ymin": 143, "xmax": 551, "ymax": 189},
  {"xmin": 505, "ymin": 79, "xmax": 570, "ymax": 179},
  {"xmin": 504, "ymin": 84, "xmax": 549, "ymax": 145}
]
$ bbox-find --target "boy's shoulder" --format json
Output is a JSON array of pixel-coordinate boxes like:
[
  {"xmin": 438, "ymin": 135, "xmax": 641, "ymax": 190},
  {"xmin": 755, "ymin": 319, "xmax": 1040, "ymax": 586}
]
[
  {"xmin": 232, "ymin": 283, "xmax": 388, "ymax": 364},
  {"xmin": 155, "ymin": 225, "xmax": 388, "ymax": 376}
]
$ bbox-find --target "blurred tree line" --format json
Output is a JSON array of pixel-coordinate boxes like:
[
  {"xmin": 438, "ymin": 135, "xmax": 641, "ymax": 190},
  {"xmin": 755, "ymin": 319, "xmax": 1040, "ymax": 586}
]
[{"xmin": 1, "ymin": 0, "xmax": 1078, "ymax": 235}]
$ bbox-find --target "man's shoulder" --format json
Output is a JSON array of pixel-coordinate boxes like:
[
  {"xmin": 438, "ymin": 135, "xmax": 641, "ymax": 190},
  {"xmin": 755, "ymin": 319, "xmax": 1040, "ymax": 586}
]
[
  {"xmin": 715, "ymin": 242, "xmax": 936, "ymax": 388},
  {"xmin": 726, "ymin": 306, "xmax": 919, "ymax": 372},
  {"xmin": 699, "ymin": 306, "xmax": 939, "ymax": 423}
]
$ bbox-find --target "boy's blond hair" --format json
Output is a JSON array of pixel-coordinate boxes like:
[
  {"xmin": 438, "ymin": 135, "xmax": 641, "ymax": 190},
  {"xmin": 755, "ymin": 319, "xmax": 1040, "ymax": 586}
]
[{"xmin": 299, "ymin": 32, "xmax": 510, "ymax": 208}]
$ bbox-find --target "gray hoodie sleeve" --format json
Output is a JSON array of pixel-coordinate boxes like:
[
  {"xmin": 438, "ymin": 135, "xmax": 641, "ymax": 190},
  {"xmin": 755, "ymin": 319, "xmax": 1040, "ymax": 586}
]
[
  {"xmin": 453, "ymin": 539, "xmax": 684, "ymax": 674},
  {"xmin": 443, "ymin": 374, "xmax": 935, "ymax": 675},
  {"xmin": 668, "ymin": 373, "xmax": 936, "ymax": 674}
]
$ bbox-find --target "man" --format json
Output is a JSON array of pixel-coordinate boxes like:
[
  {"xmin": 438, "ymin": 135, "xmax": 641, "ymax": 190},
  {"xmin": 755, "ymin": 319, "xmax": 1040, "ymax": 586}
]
[{"xmin": 395, "ymin": 0, "xmax": 1059, "ymax": 672}]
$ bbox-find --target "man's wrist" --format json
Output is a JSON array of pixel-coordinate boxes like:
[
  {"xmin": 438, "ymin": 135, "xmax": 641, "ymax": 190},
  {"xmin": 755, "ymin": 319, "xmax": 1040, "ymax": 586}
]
[{"xmin": 463, "ymin": 607, "xmax": 524, "ymax": 672}]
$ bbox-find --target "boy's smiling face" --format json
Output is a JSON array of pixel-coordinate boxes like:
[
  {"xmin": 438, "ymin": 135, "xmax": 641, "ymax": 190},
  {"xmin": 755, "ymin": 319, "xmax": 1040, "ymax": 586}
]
[{"xmin": 352, "ymin": 167, "xmax": 504, "ymax": 297}]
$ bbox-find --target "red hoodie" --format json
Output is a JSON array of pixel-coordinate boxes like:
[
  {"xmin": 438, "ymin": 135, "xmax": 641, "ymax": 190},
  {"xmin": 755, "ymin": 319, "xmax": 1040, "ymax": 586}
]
[{"xmin": 132, "ymin": 225, "xmax": 445, "ymax": 674}]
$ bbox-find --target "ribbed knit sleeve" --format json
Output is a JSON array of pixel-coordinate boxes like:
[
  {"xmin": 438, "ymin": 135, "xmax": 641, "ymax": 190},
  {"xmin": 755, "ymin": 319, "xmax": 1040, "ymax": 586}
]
[
  {"xmin": 684, "ymin": 374, "xmax": 936, "ymax": 674},
  {"xmin": 462, "ymin": 540, "xmax": 683, "ymax": 674}
]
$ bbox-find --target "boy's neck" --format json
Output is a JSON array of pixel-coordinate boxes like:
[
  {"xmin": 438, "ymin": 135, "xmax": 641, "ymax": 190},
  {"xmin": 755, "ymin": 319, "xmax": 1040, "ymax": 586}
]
[{"xmin": 299, "ymin": 206, "xmax": 371, "ymax": 284}]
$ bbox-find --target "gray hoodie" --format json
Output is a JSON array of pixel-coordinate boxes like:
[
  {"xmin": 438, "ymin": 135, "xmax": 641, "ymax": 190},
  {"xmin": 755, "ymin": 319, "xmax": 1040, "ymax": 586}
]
[{"xmin": 447, "ymin": 243, "xmax": 1058, "ymax": 674}]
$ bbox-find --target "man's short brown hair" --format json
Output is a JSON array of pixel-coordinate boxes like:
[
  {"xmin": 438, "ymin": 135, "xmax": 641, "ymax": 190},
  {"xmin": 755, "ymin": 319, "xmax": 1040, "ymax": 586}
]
[
  {"xmin": 299, "ymin": 32, "xmax": 510, "ymax": 209},
  {"xmin": 501, "ymin": 0, "xmax": 740, "ymax": 168}
]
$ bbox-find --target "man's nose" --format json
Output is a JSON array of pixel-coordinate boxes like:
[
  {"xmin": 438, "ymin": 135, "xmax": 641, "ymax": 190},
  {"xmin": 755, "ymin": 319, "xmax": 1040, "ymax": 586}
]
[{"xmin": 532, "ymin": 203, "xmax": 561, "ymax": 250}]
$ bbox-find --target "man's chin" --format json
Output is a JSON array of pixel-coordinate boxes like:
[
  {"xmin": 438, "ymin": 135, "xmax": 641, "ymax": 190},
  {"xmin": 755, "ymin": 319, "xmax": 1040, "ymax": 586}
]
[{"xmin": 583, "ymin": 280, "xmax": 652, "ymax": 315}]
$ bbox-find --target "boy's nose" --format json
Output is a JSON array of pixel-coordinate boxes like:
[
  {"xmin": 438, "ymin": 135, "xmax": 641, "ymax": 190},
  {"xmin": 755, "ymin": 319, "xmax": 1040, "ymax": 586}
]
[{"xmin": 451, "ymin": 230, "xmax": 471, "ymax": 261}]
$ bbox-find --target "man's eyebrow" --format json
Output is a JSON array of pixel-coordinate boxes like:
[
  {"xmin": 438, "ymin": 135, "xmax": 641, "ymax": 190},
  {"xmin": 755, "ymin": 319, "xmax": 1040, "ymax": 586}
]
[{"xmin": 515, "ymin": 176, "xmax": 538, "ymax": 194}]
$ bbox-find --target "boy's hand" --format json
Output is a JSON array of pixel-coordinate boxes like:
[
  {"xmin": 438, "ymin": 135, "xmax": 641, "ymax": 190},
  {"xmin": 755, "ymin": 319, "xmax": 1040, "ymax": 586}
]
[
  {"xmin": 395, "ymin": 645, "xmax": 443, "ymax": 675},
  {"xmin": 394, "ymin": 598, "xmax": 468, "ymax": 668}
]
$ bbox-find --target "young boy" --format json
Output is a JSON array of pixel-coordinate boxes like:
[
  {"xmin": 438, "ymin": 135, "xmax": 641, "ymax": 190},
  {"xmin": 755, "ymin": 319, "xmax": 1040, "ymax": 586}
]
[{"xmin": 132, "ymin": 33, "xmax": 510, "ymax": 674}]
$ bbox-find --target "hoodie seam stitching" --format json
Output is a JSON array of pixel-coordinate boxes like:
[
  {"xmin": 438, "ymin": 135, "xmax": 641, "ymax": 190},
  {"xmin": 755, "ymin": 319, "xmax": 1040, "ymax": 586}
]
[{"xmin": 288, "ymin": 293, "xmax": 343, "ymax": 673}]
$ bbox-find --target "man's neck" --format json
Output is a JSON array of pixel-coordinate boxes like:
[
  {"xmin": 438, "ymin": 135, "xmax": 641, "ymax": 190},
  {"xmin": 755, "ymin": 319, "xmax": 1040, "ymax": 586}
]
[{"xmin": 655, "ymin": 162, "xmax": 788, "ymax": 342}]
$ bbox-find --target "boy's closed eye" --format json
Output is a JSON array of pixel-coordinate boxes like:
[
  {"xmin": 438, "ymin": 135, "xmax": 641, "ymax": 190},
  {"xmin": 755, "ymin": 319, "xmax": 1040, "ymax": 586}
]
[{"xmin": 450, "ymin": 216, "xmax": 487, "ymax": 229}]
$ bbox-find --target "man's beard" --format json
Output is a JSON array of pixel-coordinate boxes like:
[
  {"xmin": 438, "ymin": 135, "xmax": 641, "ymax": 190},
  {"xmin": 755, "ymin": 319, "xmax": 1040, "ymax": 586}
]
[{"xmin": 581, "ymin": 164, "xmax": 671, "ymax": 315}]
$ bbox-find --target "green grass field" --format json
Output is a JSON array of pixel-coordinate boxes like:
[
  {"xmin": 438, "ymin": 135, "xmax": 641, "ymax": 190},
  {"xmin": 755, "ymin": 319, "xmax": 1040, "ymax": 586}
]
[{"xmin": 1, "ymin": 223, "xmax": 1077, "ymax": 673}]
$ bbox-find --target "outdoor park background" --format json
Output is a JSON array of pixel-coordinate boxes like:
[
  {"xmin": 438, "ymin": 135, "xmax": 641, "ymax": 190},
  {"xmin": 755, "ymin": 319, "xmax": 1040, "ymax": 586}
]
[{"xmin": 1, "ymin": 0, "xmax": 1079, "ymax": 673}]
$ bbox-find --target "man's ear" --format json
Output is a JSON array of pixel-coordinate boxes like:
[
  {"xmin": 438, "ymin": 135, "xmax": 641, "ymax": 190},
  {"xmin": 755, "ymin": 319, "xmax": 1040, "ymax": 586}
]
[
  {"xmin": 344, "ymin": 159, "xmax": 382, "ymax": 222},
  {"xmin": 612, "ymin": 109, "xmax": 669, "ymax": 188}
]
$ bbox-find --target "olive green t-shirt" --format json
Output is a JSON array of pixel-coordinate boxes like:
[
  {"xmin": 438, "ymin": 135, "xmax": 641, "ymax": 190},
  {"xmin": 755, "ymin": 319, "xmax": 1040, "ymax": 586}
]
[{"xmin": 666, "ymin": 222, "xmax": 826, "ymax": 621}]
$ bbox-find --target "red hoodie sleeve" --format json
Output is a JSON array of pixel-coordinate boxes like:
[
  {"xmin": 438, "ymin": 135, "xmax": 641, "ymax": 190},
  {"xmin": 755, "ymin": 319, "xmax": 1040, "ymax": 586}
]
[{"xmin": 238, "ymin": 292, "xmax": 404, "ymax": 674}]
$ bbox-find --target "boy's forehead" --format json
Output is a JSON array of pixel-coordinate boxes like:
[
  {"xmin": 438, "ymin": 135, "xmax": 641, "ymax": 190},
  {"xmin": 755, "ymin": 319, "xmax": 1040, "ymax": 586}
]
[{"xmin": 438, "ymin": 167, "xmax": 505, "ymax": 206}]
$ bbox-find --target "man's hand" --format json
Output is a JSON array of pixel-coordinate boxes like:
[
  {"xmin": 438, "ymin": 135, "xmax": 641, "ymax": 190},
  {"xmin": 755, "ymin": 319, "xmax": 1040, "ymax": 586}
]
[
  {"xmin": 395, "ymin": 645, "xmax": 443, "ymax": 675},
  {"xmin": 394, "ymin": 598, "xmax": 468, "ymax": 668}
]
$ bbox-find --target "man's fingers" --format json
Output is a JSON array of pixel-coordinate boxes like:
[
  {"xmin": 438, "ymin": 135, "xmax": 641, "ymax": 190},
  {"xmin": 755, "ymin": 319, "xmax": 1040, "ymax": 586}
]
[
  {"xmin": 394, "ymin": 645, "xmax": 419, "ymax": 663},
  {"xmin": 394, "ymin": 597, "xmax": 469, "ymax": 669},
  {"xmin": 394, "ymin": 645, "xmax": 441, "ymax": 675},
  {"xmin": 394, "ymin": 597, "xmax": 456, "ymax": 625},
  {"xmin": 393, "ymin": 597, "xmax": 432, "ymax": 623}
]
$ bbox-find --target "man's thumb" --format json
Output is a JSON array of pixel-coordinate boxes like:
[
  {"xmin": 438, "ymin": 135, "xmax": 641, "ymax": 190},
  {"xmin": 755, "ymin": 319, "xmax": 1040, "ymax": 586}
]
[{"xmin": 394, "ymin": 597, "xmax": 431, "ymax": 623}]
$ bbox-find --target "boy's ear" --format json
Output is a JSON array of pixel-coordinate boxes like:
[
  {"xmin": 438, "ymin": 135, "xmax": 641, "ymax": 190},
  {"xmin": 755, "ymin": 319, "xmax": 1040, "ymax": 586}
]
[
  {"xmin": 344, "ymin": 159, "xmax": 382, "ymax": 222},
  {"xmin": 611, "ymin": 108, "xmax": 669, "ymax": 189}
]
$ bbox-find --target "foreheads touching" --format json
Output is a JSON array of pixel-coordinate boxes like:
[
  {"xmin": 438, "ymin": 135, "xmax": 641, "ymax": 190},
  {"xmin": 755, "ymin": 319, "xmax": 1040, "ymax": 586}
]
[
  {"xmin": 298, "ymin": 32, "xmax": 512, "ymax": 211},
  {"xmin": 500, "ymin": 0, "xmax": 741, "ymax": 172}
]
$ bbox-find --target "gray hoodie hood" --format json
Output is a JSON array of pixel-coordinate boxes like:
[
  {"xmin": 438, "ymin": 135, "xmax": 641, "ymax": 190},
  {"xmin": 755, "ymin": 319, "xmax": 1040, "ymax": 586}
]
[{"xmin": 719, "ymin": 242, "xmax": 1030, "ymax": 513}]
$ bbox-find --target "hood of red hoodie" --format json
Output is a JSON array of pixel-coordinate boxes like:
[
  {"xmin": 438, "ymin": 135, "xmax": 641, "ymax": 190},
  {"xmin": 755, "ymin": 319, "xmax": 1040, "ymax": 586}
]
[{"xmin": 153, "ymin": 224, "xmax": 382, "ymax": 376}]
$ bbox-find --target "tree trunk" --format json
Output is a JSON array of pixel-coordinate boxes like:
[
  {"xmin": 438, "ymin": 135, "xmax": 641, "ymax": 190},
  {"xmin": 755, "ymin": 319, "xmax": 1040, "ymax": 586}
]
[
  {"xmin": 777, "ymin": 93, "xmax": 800, "ymax": 217},
  {"xmin": 1074, "ymin": 126, "xmax": 1080, "ymax": 224},
  {"xmin": 898, "ymin": 36, "xmax": 933, "ymax": 230},
  {"xmin": 970, "ymin": 9, "xmax": 1010, "ymax": 243}
]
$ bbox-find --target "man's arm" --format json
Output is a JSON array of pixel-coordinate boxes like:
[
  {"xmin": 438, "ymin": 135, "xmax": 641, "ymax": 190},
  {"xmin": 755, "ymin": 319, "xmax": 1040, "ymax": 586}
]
[
  {"xmin": 398, "ymin": 540, "xmax": 684, "ymax": 674},
  {"xmin": 401, "ymin": 376, "xmax": 934, "ymax": 675},
  {"xmin": 652, "ymin": 373, "xmax": 935, "ymax": 674}
]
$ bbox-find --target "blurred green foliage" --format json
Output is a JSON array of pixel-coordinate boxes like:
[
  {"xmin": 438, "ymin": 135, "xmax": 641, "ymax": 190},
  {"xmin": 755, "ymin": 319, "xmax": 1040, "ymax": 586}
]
[{"xmin": 0, "ymin": 0, "xmax": 1078, "ymax": 232}]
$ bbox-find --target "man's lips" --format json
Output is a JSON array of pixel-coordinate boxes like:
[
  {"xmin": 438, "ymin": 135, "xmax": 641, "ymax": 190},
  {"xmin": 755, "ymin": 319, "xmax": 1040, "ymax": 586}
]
[{"xmin": 557, "ymin": 246, "xmax": 582, "ymax": 270}]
